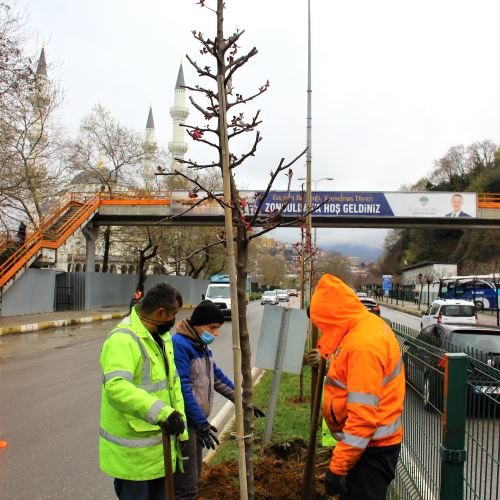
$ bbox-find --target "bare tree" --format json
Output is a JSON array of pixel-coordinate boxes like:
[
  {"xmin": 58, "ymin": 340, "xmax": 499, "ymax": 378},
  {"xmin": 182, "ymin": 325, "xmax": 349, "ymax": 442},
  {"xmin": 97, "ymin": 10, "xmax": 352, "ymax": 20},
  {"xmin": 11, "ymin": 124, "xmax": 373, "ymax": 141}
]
[
  {"xmin": 154, "ymin": 2, "xmax": 326, "ymax": 496},
  {"xmin": 66, "ymin": 104, "xmax": 150, "ymax": 271},
  {"xmin": 0, "ymin": 46, "xmax": 66, "ymax": 231}
]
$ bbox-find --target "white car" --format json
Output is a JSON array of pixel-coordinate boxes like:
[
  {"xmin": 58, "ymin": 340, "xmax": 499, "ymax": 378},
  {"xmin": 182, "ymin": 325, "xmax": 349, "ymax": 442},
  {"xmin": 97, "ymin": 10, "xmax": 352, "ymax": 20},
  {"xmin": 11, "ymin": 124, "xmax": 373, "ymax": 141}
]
[
  {"xmin": 276, "ymin": 289, "xmax": 288, "ymax": 302},
  {"xmin": 420, "ymin": 299, "xmax": 477, "ymax": 329},
  {"xmin": 261, "ymin": 290, "xmax": 279, "ymax": 305},
  {"xmin": 356, "ymin": 292, "xmax": 368, "ymax": 298}
]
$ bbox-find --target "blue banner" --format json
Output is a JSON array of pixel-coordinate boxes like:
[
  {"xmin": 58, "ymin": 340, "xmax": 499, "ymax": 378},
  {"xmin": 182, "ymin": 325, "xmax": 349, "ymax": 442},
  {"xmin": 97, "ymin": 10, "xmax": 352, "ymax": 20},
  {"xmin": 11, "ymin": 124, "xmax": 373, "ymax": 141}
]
[{"xmin": 252, "ymin": 191, "xmax": 395, "ymax": 217}]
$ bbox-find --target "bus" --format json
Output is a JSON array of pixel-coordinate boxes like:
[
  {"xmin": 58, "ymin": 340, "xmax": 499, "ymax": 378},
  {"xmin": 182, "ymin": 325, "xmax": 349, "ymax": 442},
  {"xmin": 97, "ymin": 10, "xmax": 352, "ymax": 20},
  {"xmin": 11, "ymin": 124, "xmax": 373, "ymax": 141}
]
[{"xmin": 438, "ymin": 275, "xmax": 499, "ymax": 311}]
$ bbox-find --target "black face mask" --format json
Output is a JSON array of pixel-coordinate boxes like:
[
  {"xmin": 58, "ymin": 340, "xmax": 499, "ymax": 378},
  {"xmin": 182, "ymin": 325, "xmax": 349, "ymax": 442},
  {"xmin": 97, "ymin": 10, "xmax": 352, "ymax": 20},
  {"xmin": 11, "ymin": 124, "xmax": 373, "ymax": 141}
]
[{"xmin": 157, "ymin": 318, "xmax": 176, "ymax": 335}]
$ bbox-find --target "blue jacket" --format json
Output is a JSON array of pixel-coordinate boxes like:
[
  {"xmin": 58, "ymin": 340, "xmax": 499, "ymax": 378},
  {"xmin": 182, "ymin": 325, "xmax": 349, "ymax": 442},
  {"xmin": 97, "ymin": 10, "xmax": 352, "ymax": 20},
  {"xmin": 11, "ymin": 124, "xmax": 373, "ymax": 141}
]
[{"xmin": 172, "ymin": 325, "xmax": 235, "ymax": 429}]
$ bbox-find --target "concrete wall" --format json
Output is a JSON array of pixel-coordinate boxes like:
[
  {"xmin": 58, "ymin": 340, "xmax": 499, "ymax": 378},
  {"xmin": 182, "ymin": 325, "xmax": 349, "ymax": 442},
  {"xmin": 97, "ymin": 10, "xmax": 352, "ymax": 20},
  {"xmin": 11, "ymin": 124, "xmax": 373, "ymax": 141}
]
[
  {"xmin": 83, "ymin": 273, "xmax": 208, "ymax": 309},
  {"xmin": 143, "ymin": 275, "xmax": 209, "ymax": 306},
  {"xmin": 1, "ymin": 270, "xmax": 209, "ymax": 316},
  {"xmin": 1, "ymin": 269, "xmax": 56, "ymax": 316},
  {"xmin": 84, "ymin": 272, "xmax": 137, "ymax": 309}
]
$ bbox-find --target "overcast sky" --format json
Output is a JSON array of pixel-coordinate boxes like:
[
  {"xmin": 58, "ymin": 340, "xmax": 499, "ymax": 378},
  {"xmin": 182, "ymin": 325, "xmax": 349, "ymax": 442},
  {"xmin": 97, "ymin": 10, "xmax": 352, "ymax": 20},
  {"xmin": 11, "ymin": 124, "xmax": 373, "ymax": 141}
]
[{"xmin": 18, "ymin": 0, "xmax": 500, "ymax": 254}]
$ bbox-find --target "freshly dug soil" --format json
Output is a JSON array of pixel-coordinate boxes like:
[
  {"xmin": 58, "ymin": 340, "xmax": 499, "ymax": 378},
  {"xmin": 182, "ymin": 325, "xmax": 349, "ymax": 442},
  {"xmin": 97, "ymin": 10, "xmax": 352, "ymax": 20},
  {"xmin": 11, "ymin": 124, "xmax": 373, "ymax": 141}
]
[{"xmin": 198, "ymin": 438, "xmax": 329, "ymax": 500}]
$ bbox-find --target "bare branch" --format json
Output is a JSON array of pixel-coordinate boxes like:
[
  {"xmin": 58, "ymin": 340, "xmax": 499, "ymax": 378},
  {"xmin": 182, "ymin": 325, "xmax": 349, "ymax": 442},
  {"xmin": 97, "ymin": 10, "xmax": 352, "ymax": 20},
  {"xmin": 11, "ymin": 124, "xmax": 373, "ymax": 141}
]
[
  {"xmin": 186, "ymin": 54, "xmax": 216, "ymax": 80},
  {"xmin": 227, "ymin": 84, "xmax": 269, "ymax": 110},
  {"xmin": 249, "ymin": 198, "xmax": 330, "ymax": 240},
  {"xmin": 225, "ymin": 47, "xmax": 258, "ymax": 83},
  {"xmin": 157, "ymin": 239, "xmax": 225, "ymax": 264},
  {"xmin": 230, "ymin": 131, "xmax": 262, "ymax": 169}
]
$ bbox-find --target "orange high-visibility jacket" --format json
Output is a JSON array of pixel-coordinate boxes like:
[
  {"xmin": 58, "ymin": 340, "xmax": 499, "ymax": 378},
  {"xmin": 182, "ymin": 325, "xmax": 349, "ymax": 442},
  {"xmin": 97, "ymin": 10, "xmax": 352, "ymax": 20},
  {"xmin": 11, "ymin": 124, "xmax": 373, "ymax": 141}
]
[{"xmin": 310, "ymin": 275, "xmax": 405, "ymax": 475}]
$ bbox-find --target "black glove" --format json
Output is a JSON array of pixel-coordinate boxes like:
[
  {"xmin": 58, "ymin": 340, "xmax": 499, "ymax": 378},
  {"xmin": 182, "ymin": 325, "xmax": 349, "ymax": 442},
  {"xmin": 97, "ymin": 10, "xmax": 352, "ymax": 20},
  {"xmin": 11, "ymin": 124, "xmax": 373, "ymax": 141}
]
[
  {"xmin": 197, "ymin": 424, "xmax": 220, "ymax": 450},
  {"xmin": 325, "ymin": 469, "xmax": 347, "ymax": 497},
  {"xmin": 160, "ymin": 411, "xmax": 185, "ymax": 436},
  {"xmin": 253, "ymin": 406, "xmax": 265, "ymax": 418}
]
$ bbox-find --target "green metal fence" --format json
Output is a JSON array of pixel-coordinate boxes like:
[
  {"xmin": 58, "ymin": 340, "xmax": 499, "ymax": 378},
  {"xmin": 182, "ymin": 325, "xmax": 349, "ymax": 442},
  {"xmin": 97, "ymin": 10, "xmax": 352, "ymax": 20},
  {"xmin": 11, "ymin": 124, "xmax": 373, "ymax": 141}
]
[{"xmin": 391, "ymin": 322, "xmax": 500, "ymax": 500}]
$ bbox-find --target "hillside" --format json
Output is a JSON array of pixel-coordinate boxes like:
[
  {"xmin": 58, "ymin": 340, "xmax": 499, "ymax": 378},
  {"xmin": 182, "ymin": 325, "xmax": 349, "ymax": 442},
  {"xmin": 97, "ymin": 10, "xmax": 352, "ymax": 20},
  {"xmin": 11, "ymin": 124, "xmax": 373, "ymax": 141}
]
[{"xmin": 380, "ymin": 141, "xmax": 500, "ymax": 274}]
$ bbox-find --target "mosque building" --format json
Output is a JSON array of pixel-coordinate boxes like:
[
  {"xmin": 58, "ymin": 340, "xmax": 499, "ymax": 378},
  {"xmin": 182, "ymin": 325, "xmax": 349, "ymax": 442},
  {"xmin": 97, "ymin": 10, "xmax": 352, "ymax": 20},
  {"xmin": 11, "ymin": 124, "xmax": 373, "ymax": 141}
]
[{"xmin": 30, "ymin": 48, "xmax": 190, "ymax": 274}]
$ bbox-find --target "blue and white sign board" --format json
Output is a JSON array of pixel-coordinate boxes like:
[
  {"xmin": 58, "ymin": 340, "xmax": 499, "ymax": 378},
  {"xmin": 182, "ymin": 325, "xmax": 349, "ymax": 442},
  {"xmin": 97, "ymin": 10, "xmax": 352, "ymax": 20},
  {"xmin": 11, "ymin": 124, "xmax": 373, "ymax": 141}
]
[
  {"xmin": 255, "ymin": 305, "xmax": 309, "ymax": 375},
  {"xmin": 171, "ymin": 191, "xmax": 477, "ymax": 218},
  {"xmin": 382, "ymin": 275, "xmax": 393, "ymax": 291}
]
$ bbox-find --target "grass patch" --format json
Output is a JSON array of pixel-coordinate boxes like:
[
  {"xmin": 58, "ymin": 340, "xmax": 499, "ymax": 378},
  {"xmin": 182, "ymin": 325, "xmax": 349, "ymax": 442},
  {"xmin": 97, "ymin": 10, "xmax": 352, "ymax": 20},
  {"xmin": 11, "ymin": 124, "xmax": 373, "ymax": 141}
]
[{"xmin": 210, "ymin": 368, "xmax": 314, "ymax": 464}]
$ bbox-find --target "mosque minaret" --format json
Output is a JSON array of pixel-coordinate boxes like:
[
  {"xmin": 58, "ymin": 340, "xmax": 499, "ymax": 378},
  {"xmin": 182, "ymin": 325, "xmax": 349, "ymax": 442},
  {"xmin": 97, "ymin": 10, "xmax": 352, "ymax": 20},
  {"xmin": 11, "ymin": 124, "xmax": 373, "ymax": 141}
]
[{"xmin": 168, "ymin": 63, "xmax": 189, "ymax": 163}]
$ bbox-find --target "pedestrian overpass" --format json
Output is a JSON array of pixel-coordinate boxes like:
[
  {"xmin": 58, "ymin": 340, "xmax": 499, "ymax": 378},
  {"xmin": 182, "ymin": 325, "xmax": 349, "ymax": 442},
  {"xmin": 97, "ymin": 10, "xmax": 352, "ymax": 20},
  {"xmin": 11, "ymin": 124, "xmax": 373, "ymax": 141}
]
[{"xmin": 1, "ymin": 191, "xmax": 499, "ymax": 294}]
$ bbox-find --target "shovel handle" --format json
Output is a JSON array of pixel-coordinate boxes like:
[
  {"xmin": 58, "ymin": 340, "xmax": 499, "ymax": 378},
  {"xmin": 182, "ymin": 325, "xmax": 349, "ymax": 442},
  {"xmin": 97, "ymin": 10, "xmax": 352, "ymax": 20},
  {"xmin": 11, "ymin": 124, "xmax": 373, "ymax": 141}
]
[{"xmin": 162, "ymin": 429, "xmax": 175, "ymax": 500}]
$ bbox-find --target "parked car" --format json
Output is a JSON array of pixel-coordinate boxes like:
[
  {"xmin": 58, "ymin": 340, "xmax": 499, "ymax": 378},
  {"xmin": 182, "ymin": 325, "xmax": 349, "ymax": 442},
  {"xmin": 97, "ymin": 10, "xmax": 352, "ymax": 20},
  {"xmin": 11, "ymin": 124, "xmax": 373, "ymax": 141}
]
[
  {"xmin": 276, "ymin": 289, "xmax": 288, "ymax": 302},
  {"xmin": 360, "ymin": 298, "xmax": 381, "ymax": 316},
  {"xmin": 403, "ymin": 323, "xmax": 500, "ymax": 412},
  {"xmin": 287, "ymin": 289, "xmax": 298, "ymax": 297},
  {"xmin": 420, "ymin": 299, "xmax": 477, "ymax": 329},
  {"xmin": 355, "ymin": 292, "xmax": 368, "ymax": 298},
  {"xmin": 261, "ymin": 290, "xmax": 279, "ymax": 305}
]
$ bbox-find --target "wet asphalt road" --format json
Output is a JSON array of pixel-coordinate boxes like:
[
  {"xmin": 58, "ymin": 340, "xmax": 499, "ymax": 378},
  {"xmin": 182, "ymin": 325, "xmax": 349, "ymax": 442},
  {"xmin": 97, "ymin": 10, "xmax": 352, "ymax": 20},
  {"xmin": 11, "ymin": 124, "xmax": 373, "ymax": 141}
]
[{"xmin": 0, "ymin": 303, "xmax": 263, "ymax": 500}]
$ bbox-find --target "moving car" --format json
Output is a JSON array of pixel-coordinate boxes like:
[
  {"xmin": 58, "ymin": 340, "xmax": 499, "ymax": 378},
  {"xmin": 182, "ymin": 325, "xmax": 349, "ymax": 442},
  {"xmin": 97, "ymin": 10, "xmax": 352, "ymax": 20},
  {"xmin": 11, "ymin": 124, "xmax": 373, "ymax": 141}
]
[
  {"xmin": 276, "ymin": 289, "xmax": 288, "ymax": 302},
  {"xmin": 355, "ymin": 292, "xmax": 368, "ymax": 298},
  {"xmin": 287, "ymin": 289, "xmax": 298, "ymax": 297},
  {"xmin": 404, "ymin": 323, "xmax": 500, "ymax": 411},
  {"xmin": 420, "ymin": 299, "xmax": 477, "ymax": 329},
  {"xmin": 360, "ymin": 298, "xmax": 381, "ymax": 316},
  {"xmin": 261, "ymin": 290, "xmax": 279, "ymax": 305}
]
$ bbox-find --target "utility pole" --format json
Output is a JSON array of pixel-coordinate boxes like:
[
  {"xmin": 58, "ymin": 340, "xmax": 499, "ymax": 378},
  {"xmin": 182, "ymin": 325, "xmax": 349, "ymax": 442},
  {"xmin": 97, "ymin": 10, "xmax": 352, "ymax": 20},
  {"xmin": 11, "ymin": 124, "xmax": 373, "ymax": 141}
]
[{"xmin": 304, "ymin": 0, "xmax": 313, "ymax": 307}]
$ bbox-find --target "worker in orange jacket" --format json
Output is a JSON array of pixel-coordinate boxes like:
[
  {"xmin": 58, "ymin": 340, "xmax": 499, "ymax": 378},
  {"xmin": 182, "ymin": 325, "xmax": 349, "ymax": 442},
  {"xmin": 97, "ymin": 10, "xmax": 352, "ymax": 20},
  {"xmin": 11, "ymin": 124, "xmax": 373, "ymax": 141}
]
[{"xmin": 309, "ymin": 275, "xmax": 405, "ymax": 499}]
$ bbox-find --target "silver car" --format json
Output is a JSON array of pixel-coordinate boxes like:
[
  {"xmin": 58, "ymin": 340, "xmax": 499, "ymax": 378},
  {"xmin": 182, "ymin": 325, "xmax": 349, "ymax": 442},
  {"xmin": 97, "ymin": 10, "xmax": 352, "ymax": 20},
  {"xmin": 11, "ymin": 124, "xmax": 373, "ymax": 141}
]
[{"xmin": 261, "ymin": 290, "xmax": 279, "ymax": 305}]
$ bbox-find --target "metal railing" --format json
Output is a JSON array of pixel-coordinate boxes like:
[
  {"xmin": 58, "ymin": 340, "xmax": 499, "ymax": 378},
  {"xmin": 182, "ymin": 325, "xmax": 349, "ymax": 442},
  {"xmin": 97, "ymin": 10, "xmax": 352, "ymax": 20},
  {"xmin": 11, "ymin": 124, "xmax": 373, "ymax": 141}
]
[
  {"xmin": 391, "ymin": 322, "xmax": 500, "ymax": 500},
  {"xmin": 477, "ymin": 193, "xmax": 500, "ymax": 209}
]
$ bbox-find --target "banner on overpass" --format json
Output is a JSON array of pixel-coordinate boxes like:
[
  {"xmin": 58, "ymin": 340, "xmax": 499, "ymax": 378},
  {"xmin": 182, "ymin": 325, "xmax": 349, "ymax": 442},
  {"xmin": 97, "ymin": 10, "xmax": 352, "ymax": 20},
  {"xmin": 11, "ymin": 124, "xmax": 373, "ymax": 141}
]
[{"xmin": 171, "ymin": 191, "xmax": 477, "ymax": 218}]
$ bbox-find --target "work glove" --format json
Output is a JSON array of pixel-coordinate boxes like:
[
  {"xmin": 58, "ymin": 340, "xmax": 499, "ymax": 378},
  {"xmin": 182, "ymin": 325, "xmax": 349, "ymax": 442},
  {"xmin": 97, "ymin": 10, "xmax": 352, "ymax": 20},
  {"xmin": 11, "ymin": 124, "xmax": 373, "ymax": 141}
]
[
  {"xmin": 304, "ymin": 349, "xmax": 321, "ymax": 367},
  {"xmin": 197, "ymin": 424, "xmax": 220, "ymax": 450},
  {"xmin": 324, "ymin": 469, "xmax": 348, "ymax": 497},
  {"xmin": 253, "ymin": 406, "xmax": 265, "ymax": 418},
  {"xmin": 159, "ymin": 410, "xmax": 185, "ymax": 436}
]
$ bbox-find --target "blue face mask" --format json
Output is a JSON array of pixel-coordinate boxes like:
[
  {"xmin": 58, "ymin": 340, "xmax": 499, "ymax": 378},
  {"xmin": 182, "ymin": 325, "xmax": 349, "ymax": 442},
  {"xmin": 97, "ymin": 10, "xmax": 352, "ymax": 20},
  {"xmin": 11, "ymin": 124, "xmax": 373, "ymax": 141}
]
[{"xmin": 199, "ymin": 330, "xmax": 216, "ymax": 345}]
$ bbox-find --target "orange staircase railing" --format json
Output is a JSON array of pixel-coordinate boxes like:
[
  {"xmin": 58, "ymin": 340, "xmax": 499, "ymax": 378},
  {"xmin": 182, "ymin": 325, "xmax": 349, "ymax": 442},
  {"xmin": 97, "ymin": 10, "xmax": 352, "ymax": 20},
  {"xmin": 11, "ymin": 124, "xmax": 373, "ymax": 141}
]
[
  {"xmin": 0, "ymin": 194, "xmax": 101, "ymax": 289},
  {"xmin": 477, "ymin": 193, "xmax": 500, "ymax": 209},
  {"xmin": 0, "ymin": 192, "xmax": 172, "ymax": 289}
]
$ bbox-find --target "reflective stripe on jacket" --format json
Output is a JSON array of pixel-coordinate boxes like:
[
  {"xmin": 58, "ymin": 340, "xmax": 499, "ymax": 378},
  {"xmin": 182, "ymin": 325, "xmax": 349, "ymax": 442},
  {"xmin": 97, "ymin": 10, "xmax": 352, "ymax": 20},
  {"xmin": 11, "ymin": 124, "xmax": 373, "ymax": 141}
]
[
  {"xmin": 311, "ymin": 275, "xmax": 405, "ymax": 475},
  {"xmin": 99, "ymin": 308, "xmax": 188, "ymax": 481}
]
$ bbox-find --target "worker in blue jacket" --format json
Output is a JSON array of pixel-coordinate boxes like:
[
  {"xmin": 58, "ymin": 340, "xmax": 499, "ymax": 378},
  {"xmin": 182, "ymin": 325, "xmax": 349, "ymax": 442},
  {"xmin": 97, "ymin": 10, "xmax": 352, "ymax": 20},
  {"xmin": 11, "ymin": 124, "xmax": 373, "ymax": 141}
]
[{"xmin": 172, "ymin": 300, "xmax": 264, "ymax": 499}]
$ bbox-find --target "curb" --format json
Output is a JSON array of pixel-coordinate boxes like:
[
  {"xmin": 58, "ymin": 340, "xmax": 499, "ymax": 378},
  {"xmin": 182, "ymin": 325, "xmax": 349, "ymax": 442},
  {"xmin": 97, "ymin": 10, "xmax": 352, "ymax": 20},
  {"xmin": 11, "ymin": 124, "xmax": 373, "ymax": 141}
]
[
  {"xmin": 0, "ymin": 305, "xmax": 198, "ymax": 337},
  {"xmin": 380, "ymin": 302, "xmax": 422, "ymax": 318},
  {"xmin": 0, "ymin": 311, "xmax": 129, "ymax": 337},
  {"xmin": 204, "ymin": 367, "xmax": 266, "ymax": 464}
]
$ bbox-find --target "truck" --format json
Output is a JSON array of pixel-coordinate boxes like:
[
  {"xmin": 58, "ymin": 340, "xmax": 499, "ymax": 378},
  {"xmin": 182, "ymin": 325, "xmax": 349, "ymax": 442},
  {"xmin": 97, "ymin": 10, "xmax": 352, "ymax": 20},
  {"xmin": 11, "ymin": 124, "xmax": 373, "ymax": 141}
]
[{"xmin": 203, "ymin": 274, "xmax": 252, "ymax": 319}]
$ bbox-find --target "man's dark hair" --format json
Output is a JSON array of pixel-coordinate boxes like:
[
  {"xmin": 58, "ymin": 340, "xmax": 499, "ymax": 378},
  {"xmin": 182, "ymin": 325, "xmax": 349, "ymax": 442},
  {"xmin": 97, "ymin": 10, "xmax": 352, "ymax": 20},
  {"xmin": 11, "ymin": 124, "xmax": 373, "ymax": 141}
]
[{"xmin": 141, "ymin": 283, "xmax": 183, "ymax": 314}]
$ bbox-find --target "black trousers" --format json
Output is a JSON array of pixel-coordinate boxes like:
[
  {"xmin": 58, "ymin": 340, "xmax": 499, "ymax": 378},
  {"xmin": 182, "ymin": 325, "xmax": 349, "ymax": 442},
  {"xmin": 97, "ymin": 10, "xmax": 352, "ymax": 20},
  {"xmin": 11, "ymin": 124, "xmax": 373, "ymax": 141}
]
[
  {"xmin": 173, "ymin": 427, "xmax": 203, "ymax": 500},
  {"xmin": 114, "ymin": 477, "xmax": 167, "ymax": 500},
  {"xmin": 342, "ymin": 443, "xmax": 400, "ymax": 500}
]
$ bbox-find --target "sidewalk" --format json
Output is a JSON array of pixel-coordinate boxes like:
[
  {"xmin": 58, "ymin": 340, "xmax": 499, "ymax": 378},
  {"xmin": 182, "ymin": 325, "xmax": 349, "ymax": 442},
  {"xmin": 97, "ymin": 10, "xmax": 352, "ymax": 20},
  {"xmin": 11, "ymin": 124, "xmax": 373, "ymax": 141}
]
[
  {"xmin": 0, "ymin": 307, "xmax": 129, "ymax": 336},
  {"xmin": 380, "ymin": 297, "xmax": 500, "ymax": 326},
  {"xmin": 0, "ymin": 303, "xmax": 198, "ymax": 337}
]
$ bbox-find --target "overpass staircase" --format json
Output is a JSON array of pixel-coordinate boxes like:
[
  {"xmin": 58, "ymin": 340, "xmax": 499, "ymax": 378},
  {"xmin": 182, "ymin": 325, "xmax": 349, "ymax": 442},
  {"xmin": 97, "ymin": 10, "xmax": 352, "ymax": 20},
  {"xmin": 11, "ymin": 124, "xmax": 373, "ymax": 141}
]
[{"xmin": 0, "ymin": 194, "xmax": 101, "ymax": 294}]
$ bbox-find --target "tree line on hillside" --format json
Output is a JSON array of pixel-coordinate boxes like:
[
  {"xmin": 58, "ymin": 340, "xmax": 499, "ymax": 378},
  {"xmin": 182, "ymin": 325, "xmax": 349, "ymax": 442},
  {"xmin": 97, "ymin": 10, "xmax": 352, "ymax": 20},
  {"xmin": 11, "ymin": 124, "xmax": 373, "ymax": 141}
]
[{"xmin": 380, "ymin": 141, "xmax": 500, "ymax": 275}]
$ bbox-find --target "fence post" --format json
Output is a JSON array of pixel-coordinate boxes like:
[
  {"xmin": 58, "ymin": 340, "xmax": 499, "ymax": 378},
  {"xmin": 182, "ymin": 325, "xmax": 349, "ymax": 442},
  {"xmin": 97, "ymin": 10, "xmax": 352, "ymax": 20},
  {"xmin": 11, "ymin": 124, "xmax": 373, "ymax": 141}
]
[{"xmin": 440, "ymin": 353, "xmax": 467, "ymax": 500}]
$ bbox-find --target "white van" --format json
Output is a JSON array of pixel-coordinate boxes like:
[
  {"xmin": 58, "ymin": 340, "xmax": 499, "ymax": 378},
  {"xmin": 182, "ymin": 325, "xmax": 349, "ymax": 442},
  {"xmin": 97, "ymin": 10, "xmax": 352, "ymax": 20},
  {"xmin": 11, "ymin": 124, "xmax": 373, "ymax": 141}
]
[{"xmin": 204, "ymin": 275, "xmax": 231, "ymax": 319}]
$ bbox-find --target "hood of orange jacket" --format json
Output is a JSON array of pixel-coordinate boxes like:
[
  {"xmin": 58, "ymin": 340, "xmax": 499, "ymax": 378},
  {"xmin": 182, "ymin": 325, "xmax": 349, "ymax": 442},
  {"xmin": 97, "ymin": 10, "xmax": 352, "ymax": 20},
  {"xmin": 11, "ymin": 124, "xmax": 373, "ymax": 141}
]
[{"xmin": 311, "ymin": 274, "xmax": 369, "ymax": 359}]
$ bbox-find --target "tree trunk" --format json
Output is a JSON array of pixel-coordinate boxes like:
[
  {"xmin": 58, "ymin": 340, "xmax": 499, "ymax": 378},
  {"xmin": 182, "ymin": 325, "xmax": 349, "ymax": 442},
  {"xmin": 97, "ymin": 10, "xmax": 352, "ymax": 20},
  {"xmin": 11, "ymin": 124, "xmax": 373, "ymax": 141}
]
[
  {"xmin": 236, "ymin": 230, "xmax": 255, "ymax": 498},
  {"xmin": 102, "ymin": 226, "xmax": 111, "ymax": 272}
]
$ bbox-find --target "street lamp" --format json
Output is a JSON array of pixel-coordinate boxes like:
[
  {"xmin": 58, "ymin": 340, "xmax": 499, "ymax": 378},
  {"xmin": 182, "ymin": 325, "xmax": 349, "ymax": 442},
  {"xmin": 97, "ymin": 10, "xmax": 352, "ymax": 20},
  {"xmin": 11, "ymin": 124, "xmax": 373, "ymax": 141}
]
[{"xmin": 297, "ymin": 177, "xmax": 334, "ymax": 247}]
